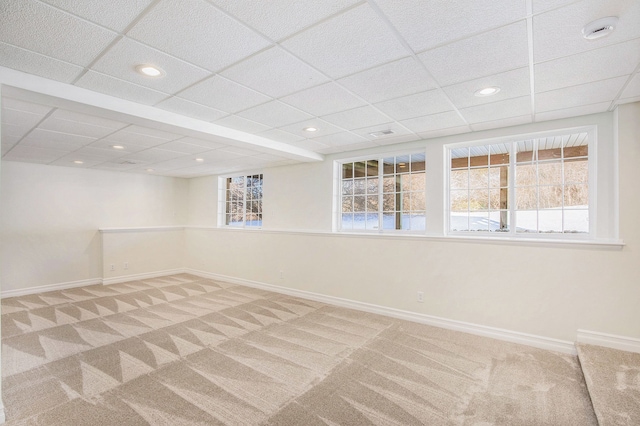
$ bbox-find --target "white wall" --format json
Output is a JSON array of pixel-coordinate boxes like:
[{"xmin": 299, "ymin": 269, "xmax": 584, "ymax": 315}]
[
  {"xmin": 0, "ymin": 162, "xmax": 189, "ymax": 293},
  {"xmin": 185, "ymin": 108, "xmax": 640, "ymax": 342}
]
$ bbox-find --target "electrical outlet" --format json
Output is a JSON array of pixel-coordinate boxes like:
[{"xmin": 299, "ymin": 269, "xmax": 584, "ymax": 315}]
[
  {"xmin": 124, "ymin": 262, "xmax": 129, "ymax": 270},
  {"xmin": 279, "ymin": 270, "xmax": 284, "ymax": 280},
  {"xmin": 110, "ymin": 264, "xmax": 115, "ymax": 271},
  {"xmin": 417, "ymin": 291, "xmax": 424, "ymax": 303}
]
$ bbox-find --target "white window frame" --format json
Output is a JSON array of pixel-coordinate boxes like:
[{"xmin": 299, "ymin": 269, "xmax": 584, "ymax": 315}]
[
  {"xmin": 444, "ymin": 126, "xmax": 597, "ymax": 240},
  {"xmin": 217, "ymin": 172, "xmax": 264, "ymax": 229},
  {"xmin": 335, "ymin": 150, "xmax": 427, "ymax": 234}
]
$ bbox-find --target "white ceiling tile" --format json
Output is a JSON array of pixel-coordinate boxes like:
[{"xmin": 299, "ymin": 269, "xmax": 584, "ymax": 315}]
[
  {"xmin": 373, "ymin": 134, "xmax": 421, "ymax": 146},
  {"xmin": 124, "ymin": 125, "xmax": 181, "ymax": 141},
  {"xmin": 443, "ymin": 67, "xmax": 531, "ymax": 109},
  {"xmin": 1, "ymin": 108, "xmax": 47, "ymax": 129},
  {"xmin": 400, "ymin": 110, "xmax": 467, "ymax": 133},
  {"xmin": 214, "ymin": 115, "xmax": 272, "ymax": 134},
  {"xmin": 91, "ymin": 38, "xmax": 212, "ymax": 94},
  {"xmin": 620, "ymin": 73, "xmax": 640, "ymax": 100},
  {"xmin": 417, "ymin": 125, "xmax": 471, "ymax": 140},
  {"xmin": 337, "ymin": 57, "xmax": 438, "ymax": 103},
  {"xmin": 374, "ymin": 89, "xmax": 453, "ymax": 121},
  {"xmin": 316, "ymin": 141, "xmax": 378, "ymax": 154},
  {"xmin": 1, "ymin": 136, "xmax": 20, "ymax": 153},
  {"xmin": 209, "ymin": 0, "xmax": 359, "ymax": 41},
  {"xmin": 179, "ymin": 76, "xmax": 271, "ymax": 114},
  {"xmin": 153, "ymin": 140, "xmax": 211, "ymax": 154},
  {"xmin": 127, "ymin": 0, "xmax": 271, "ymax": 72},
  {"xmin": 49, "ymin": 109, "xmax": 129, "ymax": 130},
  {"xmin": 257, "ymin": 129, "xmax": 305, "ymax": 144},
  {"xmin": 309, "ymin": 131, "xmax": 369, "ymax": 147},
  {"xmin": 532, "ymin": 0, "xmax": 577, "ymax": 14},
  {"xmin": 89, "ymin": 139, "xmax": 149, "ymax": 153},
  {"xmin": 0, "ymin": 42, "xmax": 84, "ymax": 84},
  {"xmin": 103, "ymin": 128, "xmax": 177, "ymax": 148},
  {"xmin": 236, "ymin": 101, "xmax": 313, "ymax": 128},
  {"xmin": 39, "ymin": 115, "xmax": 119, "ymax": 138},
  {"xmin": 535, "ymin": 101, "xmax": 611, "ymax": 122},
  {"xmin": 535, "ymin": 39, "xmax": 640, "ymax": 93},
  {"xmin": 374, "ymin": 0, "xmax": 526, "ymax": 52},
  {"xmin": 176, "ymin": 137, "xmax": 227, "ymax": 150},
  {"xmin": 3, "ymin": 145, "xmax": 68, "ymax": 163},
  {"xmin": 155, "ymin": 97, "xmax": 228, "ymax": 122},
  {"xmin": 70, "ymin": 146, "xmax": 129, "ymax": 159},
  {"xmin": 49, "ymin": 153, "xmax": 107, "ymax": 167},
  {"xmin": 93, "ymin": 162, "xmax": 142, "ymax": 171},
  {"xmin": 140, "ymin": 156, "xmax": 201, "ymax": 171},
  {"xmin": 470, "ymin": 115, "xmax": 533, "ymax": 132},
  {"xmin": 120, "ymin": 148, "xmax": 189, "ymax": 163},
  {"xmin": 284, "ymin": 139, "xmax": 329, "ymax": 152},
  {"xmin": 281, "ymin": 4, "xmax": 409, "ymax": 78},
  {"xmin": 75, "ymin": 71, "xmax": 169, "ymax": 105},
  {"xmin": 221, "ymin": 47, "xmax": 329, "ymax": 98},
  {"xmin": 278, "ymin": 119, "xmax": 344, "ymax": 139},
  {"xmin": 1, "ymin": 123, "xmax": 33, "ymax": 139},
  {"xmin": 0, "ymin": 0, "xmax": 117, "ymax": 66},
  {"xmin": 536, "ymin": 76, "xmax": 627, "ymax": 112},
  {"xmin": 419, "ymin": 21, "xmax": 529, "ymax": 86},
  {"xmin": 533, "ymin": 0, "xmax": 640, "ymax": 63},
  {"xmin": 351, "ymin": 122, "xmax": 415, "ymax": 141},
  {"xmin": 2, "ymin": 98, "xmax": 54, "ymax": 116},
  {"xmin": 40, "ymin": 0, "xmax": 153, "ymax": 32},
  {"xmin": 280, "ymin": 82, "xmax": 367, "ymax": 116},
  {"xmin": 460, "ymin": 96, "xmax": 532, "ymax": 124},
  {"xmin": 321, "ymin": 105, "xmax": 393, "ymax": 130},
  {"xmin": 21, "ymin": 128, "xmax": 96, "ymax": 150}
]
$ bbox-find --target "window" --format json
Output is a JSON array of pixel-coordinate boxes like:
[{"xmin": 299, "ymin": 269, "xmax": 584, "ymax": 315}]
[
  {"xmin": 340, "ymin": 153, "xmax": 426, "ymax": 231},
  {"xmin": 224, "ymin": 174, "xmax": 263, "ymax": 228},
  {"xmin": 448, "ymin": 130, "xmax": 592, "ymax": 236}
]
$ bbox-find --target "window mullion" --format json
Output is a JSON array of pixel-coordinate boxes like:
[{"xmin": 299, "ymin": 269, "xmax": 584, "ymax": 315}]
[
  {"xmin": 509, "ymin": 141, "xmax": 516, "ymax": 236},
  {"xmin": 378, "ymin": 158, "xmax": 383, "ymax": 232}
]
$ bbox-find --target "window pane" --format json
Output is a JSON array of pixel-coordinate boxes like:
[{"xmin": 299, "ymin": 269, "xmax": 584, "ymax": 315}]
[
  {"xmin": 353, "ymin": 213, "xmax": 366, "ymax": 229},
  {"xmin": 516, "ymin": 140, "xmax": 535, "ymax": 163},
  {"xmin": 383, "ymin": 157, "xmax": 395, "ymax": 175},
  {"xmin": 564, "ymin": 160, "xmax": 588, "ymax": 184},
  {"xmin": 451, "ymin": 147, "xmax": 469, "ymax": 169},
  {"xmin": 342, "ymin": 197, "xmax": 353, "ymax": 213},
  {"xmin": 538, "ymin": 161, "xmax": 562, "ymax": 185},
  {"xmin": 516, "ymin": 186, "xmax": 537, "ymax": 210},
  {"xmin": 401, "ymin": 174, "xmax": 412, "ymax": 191},
  {"xmin": 383, "ymin": 193, "xmax": 395, "ymax": 212},
  {"xmin": 353, "ymin": 196, "xmax": 366, "ymax": 212},
  {"xmin": 469, "ymin": 168, "xmax": 489, "ymax": 189},
  {"xmin": 411, "ymin": 192, "xmax": 426, "ymax": 211},
  {"xmin": 450, "ymin": 190, "xmax": 468, "ymax": 212},
  {"xmin": 366, "ymin": 195, "xmax": 378, "ymax": 211},
  {"xmin": 366, "ymin": 177, "xmax": 379, "ymax": 194},
  {"xmin": 410, "ymin": 173, "xmax": 425, "ymax": 191},
  {"xmin": 515, "ymin": 210, "xmax": 537, "ymax": 233},
  {"xmin": 469, "ymin": 189, "xmax": 489, "ymax": 211},
  {"xmin": 411, "ymin": 153, "xmax": 426, "ymax": 172},
  {"xmin": 383, "ymin": 176, "xmax": 396, "ymax": 192},
  {"xmin": 396, "ymin": 155, "xmax": 410, "ymax": 173},
  {"xmin": 489, "ymin": 211, "xmax": 510, "ymax": 232},
  {"xmin": 367, "ymin": 160, "xmax": 379, "ymax": 176},
  {"xmin": 564, "ymin": 209, "xmax": 589, "ymax": 233},
  {"xmin": 354, "ymin": 161, "xmax": 366, "ymax": 178},
  {"xmin": 469, "ymin": 212, "xmax": 489, "ymax": 231},
  {"xmin": 490, "ymin": 144, "xmax": 509, "ymax": 166},
  {"xmin": 342, "ymin": 163, "xmax": 354, "ymax": 179},
  {"xmin": 538, "ymin": 209, "xmax": 563, "ymax": 233},
  {"xmin": 342, "ymin": 181, "xmax": 353, "ymax": 195},
  {"xmin": 366, "ymin": 213, "xmax": 379, "ymax": 230},
  {"xmin": 353, "ymin": 179, "xmax": 365, "ymax": 195},
  {"xmin": 564, "ymin": 184, "xmax": 588, "ymax": 207},
  {"xmin": 410, "ymin": 212, "xmax": 426, "ymax": 230},
  {"xmin": 451, "ymin": 169, "xmax": 468, "ymax": 189},
  {"xmin": 489, "ymin": 189, "xmax": 501, "ymax": 210},
  {"xmin": 383, "ymin": 213, "xmax": 396, "ymax": 230},
  {"xmin": 341, "ymin": 214, "xmax": 353, "ymax": 230},
  {"xmin": 516, "ymin": 164, "xmax": 536, "ymax": 186},
  {"xmin": 539, "ymin": 185, "xmax": 563, "ymax": 209}
]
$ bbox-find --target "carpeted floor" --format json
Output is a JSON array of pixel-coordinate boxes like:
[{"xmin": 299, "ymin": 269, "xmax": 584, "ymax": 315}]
[
  {"xmin": 1, "ymin": 274, "xmax": 597, "ymax": 425},
  {"xmin": 577, "ymin": 343, "xmax": 640, "ymax": 426}
]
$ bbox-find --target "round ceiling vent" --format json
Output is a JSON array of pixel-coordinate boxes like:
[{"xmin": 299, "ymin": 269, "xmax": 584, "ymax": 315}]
[{"xmin": 582, "ymin": 17, "xmax": 618, "ymax": 40}]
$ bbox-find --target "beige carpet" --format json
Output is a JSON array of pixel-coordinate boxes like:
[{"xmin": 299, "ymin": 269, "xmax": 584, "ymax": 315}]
[
  {"xmin": 1, "ymin": 274, "xmax": 596, "ymax": 425},
  {"xmin": 577, "ymin": 343, "xmax": 640, "ymax": 426}
]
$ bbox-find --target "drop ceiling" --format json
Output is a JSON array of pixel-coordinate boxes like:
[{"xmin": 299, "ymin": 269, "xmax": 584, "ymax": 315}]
[{"xmin": 1, "ymin": 0, "xmax": 639, "ymax": 177}]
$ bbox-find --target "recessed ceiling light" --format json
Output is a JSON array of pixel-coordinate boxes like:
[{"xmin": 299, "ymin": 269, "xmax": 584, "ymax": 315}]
[
  {"xmin": 112, "ymin": 145, "xmax": 124, "ymax": 149},
  {"xmin": 146, "ymin": 168, "xmax": 154, "ymax": 172},
  {"xmin": 73, "ymin": 160, "xmax": 84, "ymax": 164},
  {"xmin": 370, "ymin": 130, "xmax": 395, "ymax": 138},
  {"xmin": 195, "ymin": 158, "xmax": 204, "ymax": 162},
  {"xmin": 582, "ymin": 16, "xmax": 618, "ymax": 40},
  {"xmin": 474, "ymin": 86, "xmax": 501, "ymax": 97},
  {"xmin": 303, "ymin": 127, "xmax": 318, "ymax": 132},
  {"xmin": 135, "ymin": 64, "xmax": 164, "ymax": 77}
]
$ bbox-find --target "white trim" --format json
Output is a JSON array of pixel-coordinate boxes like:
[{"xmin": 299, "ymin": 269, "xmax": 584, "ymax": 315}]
[
  {"xmin": 1, "ymin": 277, "xmax": 102, "ymax": 298},
  {"xmin": 0, "ymin": 405, "xmax": 5, "ymax": 424},
  {"xmin": 186, "ymin": 269, "xmax": 576, "ymax": 355},
  {"xmin": 99, "ymin": 226, "xmax": 185, "ymax": 233},
  {"xmin": 577, "ymin": 329, "xmax": 640, "ymax": 354},
  {"xmin": 185, "ymin": 226, "xmax": 624, "ymax": 248},
  {"xmin": 102, "ymin": 269, "xmax": 186, "ymax": 285}
]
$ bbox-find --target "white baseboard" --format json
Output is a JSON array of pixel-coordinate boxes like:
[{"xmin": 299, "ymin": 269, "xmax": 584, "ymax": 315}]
[
  {"xmin": 577, "ymin": 329, "xmax": 640, "ymax": 354},
  {"xmin": 102, "ymin": 268, "xmax": 187, "ymax": 285},
  {"xmin": 1, "ymin": 277, "xmax": 102, "ymax": 298},
  {"xmin": 186, "ymin": 269, "xmax": 576, "ymax": 355}
]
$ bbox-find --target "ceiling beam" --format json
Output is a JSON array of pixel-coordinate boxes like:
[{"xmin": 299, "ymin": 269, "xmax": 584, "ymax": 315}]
[{"xmin": 0, "ymin": 66, "xmax": 324, "ymax": 162}]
